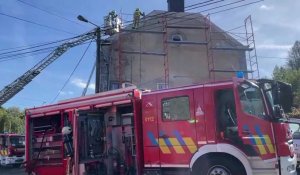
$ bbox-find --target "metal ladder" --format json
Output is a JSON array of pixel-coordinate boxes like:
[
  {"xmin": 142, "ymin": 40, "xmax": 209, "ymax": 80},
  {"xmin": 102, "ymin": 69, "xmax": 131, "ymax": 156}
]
[{"xmin": 0, "ymin": 30, "xmax": 97, "ymax": 106}]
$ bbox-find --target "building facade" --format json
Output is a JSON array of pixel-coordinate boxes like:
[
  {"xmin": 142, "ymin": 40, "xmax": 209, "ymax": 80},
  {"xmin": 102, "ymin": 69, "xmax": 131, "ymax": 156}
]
[{"xmin": 102, "ymin": 10, "xmax": 249, "ymax": 91}]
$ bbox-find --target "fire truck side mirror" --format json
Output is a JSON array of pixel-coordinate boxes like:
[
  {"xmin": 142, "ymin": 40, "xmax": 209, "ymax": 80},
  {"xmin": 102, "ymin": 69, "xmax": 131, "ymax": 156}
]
[{"xmin": 274, "ymin": 105, "xmax": 282, "ymax": 118}]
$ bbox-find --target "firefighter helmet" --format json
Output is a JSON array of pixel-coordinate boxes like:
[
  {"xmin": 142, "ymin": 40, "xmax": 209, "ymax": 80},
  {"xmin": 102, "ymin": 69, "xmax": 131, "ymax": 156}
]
[{"xmin": 62, "ymin": 126, "xmax": 72, "ymax": 135}]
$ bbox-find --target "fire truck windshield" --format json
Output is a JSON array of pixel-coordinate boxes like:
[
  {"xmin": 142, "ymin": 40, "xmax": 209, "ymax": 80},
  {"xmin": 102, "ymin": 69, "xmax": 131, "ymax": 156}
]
[
  {"xmin": 10, "ymin": 136, "xmax": 25, "ymax": 147},
  {"xmin": 238, "ymin": 82, "xmax": 267, "ymax": 118}
]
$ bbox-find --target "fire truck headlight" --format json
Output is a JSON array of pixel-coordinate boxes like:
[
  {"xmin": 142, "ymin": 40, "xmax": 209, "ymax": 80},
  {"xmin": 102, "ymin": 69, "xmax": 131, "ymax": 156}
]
[{"xmin": 287, "ymin": 164, "xmax": 295, "ymax": 172}]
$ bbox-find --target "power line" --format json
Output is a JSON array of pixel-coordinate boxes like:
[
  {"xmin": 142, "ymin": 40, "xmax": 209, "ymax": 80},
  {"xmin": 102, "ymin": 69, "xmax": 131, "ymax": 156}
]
[
  {"xmin": 257, "ymin": 56, "xmax": 289, "ymax": 60},
  {"xmin": 186, "ymin": 0, "xmax": 225, "ymax": 11},
  {"xmin": 0, "ymin": 30, "xmax": 93, "ymax": 53},
  {"xmin": 201, "ymin": 0, "xmax": 247, "ymax": 13},
  {"xmin": 0, "ymin": 50, "xmax": 52, "ymax": 62},
  {"xmin": 226, "ymin": 25, "xmax": 245, "ymax": 32},
  {"xmin": 121, "ymin": 0, "xmax": 244, "ymax": 30},
  {"xmin": 210, "ymin": 0, "xmax": 264, "ymax": 14},
  {"xmin": 0, "ymin": 12, "xmax": 76, "ymax": 35},
  {"xmin": 121, "ymin": 0, "xmax": 246, "ymax": 28},
  {"xmin": 16, "ymin": 0, "xmax": 85, "ymax": 28},
  {"xmin": 120, "ymin": 0, "xmax": 222, "ymax": 26},
  {"xmin": 0, "ymin": 40, "xmax": 93, "ymax": 62},
  {"xmin": 0, "ymin": 34, "xmax": 85, "ymax": 55},
  {"xmin": 0, "ymin": 45, "xmax": 58, "ymax": 59},
  {"xmin": 0, "ymin": 49, "xmax": 54, "ymax": 62},
  {"xmin": 145, "ymin": 0, "xmax": 263, "ymax": 31},
  {"xmin": 0, "ymin": 38, "xmax": 68, "ymax": 53},
  {"xmin": 51, "ymin": 40, "xmax": 93, "ymax": 103},
  {"xmin": 185, "ymin": 0, "xmax": 215, "ymax": 9}
]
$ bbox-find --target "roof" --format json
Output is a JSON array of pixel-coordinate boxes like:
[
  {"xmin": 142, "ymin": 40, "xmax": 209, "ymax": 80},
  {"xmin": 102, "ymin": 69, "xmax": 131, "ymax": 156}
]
[
  {"xmin": 106, "ymin": 10, "xmax": 246, "ymax": 49},
  {"xmin": 26, "ymin": 86, "xmax": 136, "ymax": 116},
  {"xmin": 143, "ymin": 79, "xmax": 234, "ymax": 96}
]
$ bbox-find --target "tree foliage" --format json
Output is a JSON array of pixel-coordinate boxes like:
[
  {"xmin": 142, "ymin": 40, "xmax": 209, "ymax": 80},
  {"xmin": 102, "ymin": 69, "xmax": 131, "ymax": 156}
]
[
  {"xmin": 0, "ymin": 107, "xmax": 25, "ymax": 134},
  {"xmin": 273, "ymin": 41, "xmax": 300, "ymax": 106},
  {"xmin": 288, "ymin": 41, "xmax": 300, "ymax": 70}
]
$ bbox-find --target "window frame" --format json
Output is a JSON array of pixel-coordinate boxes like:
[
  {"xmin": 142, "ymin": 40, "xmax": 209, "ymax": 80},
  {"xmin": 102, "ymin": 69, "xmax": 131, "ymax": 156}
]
[
  {"xmin": 157, "ymin": 83, "xmax": 169, "ymax": 90},
  {"xmin": 171, "ymin": 34, "xmax": 183, "ymax": 42},
  {"xmin": 237, "ymin": 84, "xmax": 268, "ymax": 120},
  {"xmin": 161, "ymin": 95, "xmax": 191, "ymax": 122}
]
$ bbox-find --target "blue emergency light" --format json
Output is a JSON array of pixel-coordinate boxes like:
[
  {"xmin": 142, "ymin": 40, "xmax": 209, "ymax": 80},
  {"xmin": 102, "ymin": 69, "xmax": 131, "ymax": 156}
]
[{"xmin": 236, "ymin": 71, "xmax": 244, "ymax": 78}]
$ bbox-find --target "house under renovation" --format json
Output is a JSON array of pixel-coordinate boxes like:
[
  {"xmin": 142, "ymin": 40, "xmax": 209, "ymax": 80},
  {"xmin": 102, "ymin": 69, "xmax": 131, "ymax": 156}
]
[{"xmin": 100, "ymin": 0, "xmax": 258, "ymax": 91}]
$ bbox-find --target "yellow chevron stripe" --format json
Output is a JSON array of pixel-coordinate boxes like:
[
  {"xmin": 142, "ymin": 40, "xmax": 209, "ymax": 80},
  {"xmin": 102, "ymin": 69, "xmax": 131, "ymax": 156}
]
[
  {"xmin": 264, "ymin": 135, "xmax": 275, "ymax": 154},
  {"xmin": 253, "ymin": 135, "xmax": 267, "ymax": 155},
  {"xmin": 168, "ymin": 138, "xmax": 185, "ymax": 154},
  {"xmin": 183, "ymin": 137, "xmax": 197, "ymax": 153},
  {"xmin": 157, "ymin": 138, "xmax": 171, "ymax": 154}
]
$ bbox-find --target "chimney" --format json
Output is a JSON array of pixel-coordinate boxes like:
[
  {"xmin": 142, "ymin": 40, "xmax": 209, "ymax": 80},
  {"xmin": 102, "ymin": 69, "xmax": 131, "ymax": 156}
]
[{"xmin": 167, "ymin": 0, "xmax": 184, "ymax": 12}]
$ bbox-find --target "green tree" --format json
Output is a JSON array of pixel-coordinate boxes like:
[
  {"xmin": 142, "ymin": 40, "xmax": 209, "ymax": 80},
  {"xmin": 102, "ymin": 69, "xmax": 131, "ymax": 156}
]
[
  {"xmin": 273, "ymin": 67, "xmax": 300, "ymax": 105},
  {"xmin": 273, "ymin": 41, "xmax": 300, "ymax": 106},
  {"xmin": 288, "ymin": 41, "xmax": 300, "ymax": 70},
  {"xmin": 0, "ymin": 107, "xmax": 25, "ymax": 134}
]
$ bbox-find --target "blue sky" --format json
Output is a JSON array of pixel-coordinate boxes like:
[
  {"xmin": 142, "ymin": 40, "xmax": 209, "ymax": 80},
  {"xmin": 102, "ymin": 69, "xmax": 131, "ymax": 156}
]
[{"xmin": 0, "ymin": 0, "xmax": 299, "ymax": 109}]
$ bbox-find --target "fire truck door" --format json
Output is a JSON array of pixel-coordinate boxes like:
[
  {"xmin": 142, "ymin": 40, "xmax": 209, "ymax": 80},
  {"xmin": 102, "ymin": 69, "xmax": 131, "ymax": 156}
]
[
  {"xmin": 157, "ymin": 90, "xmax": 197, "ymax": 166},
  {"xmin": 233, "ymin": 81, "xmax": 276, "ymax": 160}
]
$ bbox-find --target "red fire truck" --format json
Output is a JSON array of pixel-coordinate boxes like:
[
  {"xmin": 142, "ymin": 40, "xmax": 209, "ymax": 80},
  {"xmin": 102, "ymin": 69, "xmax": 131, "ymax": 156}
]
[
  {"xmin": 25, "ymin": 78, "xmax": 297, "ymax": 175},
  {"xmin": 0, "ymin": 133, "xmax": 25, "ymax": 166}
]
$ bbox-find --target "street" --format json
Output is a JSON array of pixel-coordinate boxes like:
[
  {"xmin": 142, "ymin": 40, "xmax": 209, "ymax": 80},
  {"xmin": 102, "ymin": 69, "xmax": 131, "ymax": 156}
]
[{"xmin": 0, "ymin": 166, "xmax": 26, "ymax": 175}]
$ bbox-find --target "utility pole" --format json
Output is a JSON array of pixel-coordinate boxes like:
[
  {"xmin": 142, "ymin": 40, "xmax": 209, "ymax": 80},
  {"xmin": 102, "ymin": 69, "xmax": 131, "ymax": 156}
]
[
  {"xmin": 95, "ymin": 27, "xmax": 101, "ymax": 93},
  {"xmin": 77, "ymin": 15, "xmax": 105, "ymax": 93}
]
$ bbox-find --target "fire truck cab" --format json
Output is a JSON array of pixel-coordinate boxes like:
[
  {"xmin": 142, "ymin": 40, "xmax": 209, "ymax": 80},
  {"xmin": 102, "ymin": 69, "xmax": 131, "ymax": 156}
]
[
  {"xmin": 0, "ymin": 133, "xmax": 25, "ymax": 166},
  {"xmin": 25, "ymin": 78, "xmax": 296, "ymax": 175}
]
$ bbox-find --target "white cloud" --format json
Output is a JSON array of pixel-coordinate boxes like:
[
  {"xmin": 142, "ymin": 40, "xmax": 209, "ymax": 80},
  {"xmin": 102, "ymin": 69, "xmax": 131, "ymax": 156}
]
[
  {"xmin": 59, "ymin": 91, "xmax": 74, "ymax": 95},
  {"xmin": 256, "ymin": 44, "xmax": 292, "ymax": 50},
  {"xmin": 71, "ymin": 78, "xmax": 95, "ymax": 90},
  {"xmin": 259, "ymin": 5, "xmax": 274, "ymax": 11}
]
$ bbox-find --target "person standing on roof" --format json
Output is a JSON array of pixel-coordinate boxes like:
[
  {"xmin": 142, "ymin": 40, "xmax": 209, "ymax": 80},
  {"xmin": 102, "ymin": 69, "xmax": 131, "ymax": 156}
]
[
  {"xmin": 109, "ymin": 10, "xmax": 118, "ymax": 28},
  {"xmin": 133, "ymin": 8, "xmax": 145, "ymax": 29}
]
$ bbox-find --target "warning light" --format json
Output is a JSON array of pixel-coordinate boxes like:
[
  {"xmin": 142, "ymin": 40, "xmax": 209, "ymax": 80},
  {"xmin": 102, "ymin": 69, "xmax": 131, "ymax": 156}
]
[{"xmin": 236, "ymin": 71, "xmax": 244, "ymax": 78}]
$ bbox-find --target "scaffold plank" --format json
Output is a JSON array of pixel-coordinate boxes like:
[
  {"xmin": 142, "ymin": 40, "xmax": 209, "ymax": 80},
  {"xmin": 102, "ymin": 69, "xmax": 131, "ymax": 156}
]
[
  {"xmin": 211, "ymin": 47, "xmax": 253, "ymax": 51},
  {"xmin": 210, "ymin": 69, "xmax": 253, "ymax": 73},
  {"xmin": 121, "ymin": 29, "xmax": 166, "ymax": 34},
  {"xmin": 121, "ymin": 50, "xmax": 166, "ymax": 56},
  {"xmin": 166, "ymin": 25, "xmax": 208, "ymax": 29},
  {"xmin": 167, "ymin": 41, "xmax": 208, "ymax": 45}
]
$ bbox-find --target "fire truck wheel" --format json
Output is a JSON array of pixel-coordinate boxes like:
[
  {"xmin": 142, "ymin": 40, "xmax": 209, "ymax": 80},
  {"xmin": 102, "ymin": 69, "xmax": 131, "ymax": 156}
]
[
  {"xmin": 13, "ymin": 164, "xmax": 21, "ymax": 168},
  {"xmin": 193, "ymin": 156, "xmax": 246, "ymax": 175}
]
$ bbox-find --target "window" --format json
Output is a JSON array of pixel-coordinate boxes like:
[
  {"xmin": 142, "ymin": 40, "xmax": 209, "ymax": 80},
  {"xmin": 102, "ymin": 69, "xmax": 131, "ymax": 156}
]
[
  {"xmin": 0, "ymin": 136, "xmax": 6, "ymax": 147},
  {"xmin": 171, "ymin": 34, "xmax": 183, "ymax": 42},
  {"xmin": 162, "ymin": 96, "xmax": 190, "ymax": 121},
  {"xmin": 157, "ymin": 83, "xmax": 168, "ymax": 90},
  {"xmin": 216, "ymin": 89, "xmax": 237, "ymax": 132},
  {"xmin": 0, "ymin": 136, "xmax": 3, "ymax": 145},
  {"xmin": 110, "ymin": 82, "xmax": 120, "ymax": 90},
  {"xmin": 238, "ymin": 84, "xmax": 266, "ymax": 118},
  {"xmin": 10, "ymin": 136, "xmax": 25, "ymax": 146}
]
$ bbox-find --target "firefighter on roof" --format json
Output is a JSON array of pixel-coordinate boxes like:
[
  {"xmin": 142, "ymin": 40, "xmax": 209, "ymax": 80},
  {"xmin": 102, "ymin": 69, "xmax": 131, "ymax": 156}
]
[
  {"xmin": 133, "ymin": 8, "xmax": 145, "ymax": 29},
  {"xmin": 109, "ymin": 10, "xmax": 118, "ymax": 28}
]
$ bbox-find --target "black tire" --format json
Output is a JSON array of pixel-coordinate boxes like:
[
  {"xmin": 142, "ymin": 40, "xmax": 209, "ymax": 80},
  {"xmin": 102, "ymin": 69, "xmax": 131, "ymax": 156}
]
[
  {"xmin": 13, "ymin": 164, "xmax": 21, "ymax": 168},
  {"xmin": 193, "ymin": 157, "xmax": 246, "ymax": 175}
]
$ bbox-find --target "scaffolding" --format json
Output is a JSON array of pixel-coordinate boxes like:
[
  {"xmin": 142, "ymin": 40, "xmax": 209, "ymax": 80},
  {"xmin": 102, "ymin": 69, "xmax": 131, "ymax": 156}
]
[
  {"xmin": 162, "ymin": 15, "xmax": 170, "ymax": 87},
  {"xmin": 116, "ymin": 14, "xmax": 167, "ymax": 89},
  {"xmin": 108, "ymin": 12, "xmax": 259, "ymax": 90},
  {"xmin": 205, "ymin": 14, "xmax": 259, "ymax": 80},
  {"xmin": 245, "ymin": 15, "xmax": 259, "ymax": 79}
]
